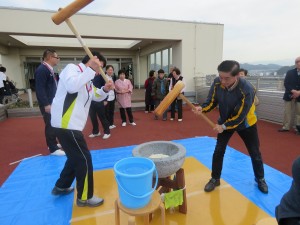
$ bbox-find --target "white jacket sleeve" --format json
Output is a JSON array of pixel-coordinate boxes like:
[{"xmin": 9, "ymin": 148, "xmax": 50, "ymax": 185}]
[
  {"xmin": 60, "ymin": 64, "xmax": 95, "ymax": 94},
  {"xmin": 92, "ymin": 85, "xmax": 108, "ymax": 102}
]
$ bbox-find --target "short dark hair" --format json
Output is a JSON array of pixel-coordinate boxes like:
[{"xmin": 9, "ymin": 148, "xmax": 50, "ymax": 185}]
[
  {"xmin": 42, "ymin": 49, "xmax": 56, "ymax": 60},
  {"xmin": 217, "ymin": 60, "xmax": 240, "ymax": 76},
  {"xmin": 239, "ymin": 68, "xmax": 248, "ymax": 76},
  {"xmin": 118, "ymin": 69, "xmax": 126, "ymax": 76},
  {"xmin": 149, "ymin": 70, "xmax": 155, "ymax": 77},
  {"xmin": 172, "ymin": 67, "xmax": 181, "ymax": 75},
  {"xmin": 106, "ymin": 65, "xmax": 114, "ymax": 71},
  {"xmin": 82, "ymin": 51, "xmax": 106, "ymax": 67},
  {"xmin": 0, "ymin": 66, "xmax": 6, "ymax": 73},
  {"xmin": 158, "ymin": 69, "xmax": 165, "ymax": 74}
]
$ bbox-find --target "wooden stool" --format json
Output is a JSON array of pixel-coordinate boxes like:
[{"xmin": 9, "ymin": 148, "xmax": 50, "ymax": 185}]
[
  {"xmin": 256, "ymin": 217, "xmax": 277, "ymax": 225},
  {"xmin": 115, "ymin": 191, "xmax": 165, "ymax": 225},
  {"xmin": 156, "ymin": 168, "xmax": 187, "ymax": 214}
]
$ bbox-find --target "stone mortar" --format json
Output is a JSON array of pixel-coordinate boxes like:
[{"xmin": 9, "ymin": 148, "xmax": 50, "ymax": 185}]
[{"xmin": 132, "ymin": 141, "xmax": 186, "ymax": 178}]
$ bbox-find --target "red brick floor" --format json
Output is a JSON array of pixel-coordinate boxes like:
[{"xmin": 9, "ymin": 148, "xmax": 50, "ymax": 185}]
[{"xmin": 0, "ymin": 107, "xmax": 299, "ymax": 186}]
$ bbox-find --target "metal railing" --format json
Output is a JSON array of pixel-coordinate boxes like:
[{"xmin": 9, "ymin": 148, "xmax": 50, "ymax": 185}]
[{"xmin": 194, "ymin": 76, "xmax": 285, "ymax": 124}]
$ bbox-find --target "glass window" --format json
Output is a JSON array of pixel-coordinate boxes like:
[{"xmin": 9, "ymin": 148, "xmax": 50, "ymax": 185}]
[
  {"xmin": 155, "ymin": 52, "xmax": 161, "ymax": 70},
  {"xmin": 162, "ymin": 49, "xmax": 168, "ymax": 74},
  {"xmin": 150, "ymin": 53, "xmax": 155, "ymax": 70}
]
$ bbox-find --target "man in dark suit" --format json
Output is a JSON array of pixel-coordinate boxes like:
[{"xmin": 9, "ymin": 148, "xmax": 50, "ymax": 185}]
[
  {"xmin": 278, "ymin": 56, "xmax": 300, "ymax": 134},
  {"xmin": 35, "ymin": 49, "xmax": 65, "ymax": 155}
]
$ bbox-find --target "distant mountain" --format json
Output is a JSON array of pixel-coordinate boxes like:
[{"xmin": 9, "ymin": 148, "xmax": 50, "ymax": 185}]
[
  {"xmin": 240, "ymin": 63, "xmax": 282, "ymax": 71},
  {"xmin": 277, "ymin": 66, "xmax": 295, "ymax": 75}
]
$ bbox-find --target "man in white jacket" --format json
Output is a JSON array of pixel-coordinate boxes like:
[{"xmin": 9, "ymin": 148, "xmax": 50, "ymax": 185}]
[{"xmin": 51, "ymin": 52, "xmax": 114, "ymax": 207}]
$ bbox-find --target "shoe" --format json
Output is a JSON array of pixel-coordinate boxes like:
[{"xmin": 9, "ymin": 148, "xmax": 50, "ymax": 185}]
[
  {"xmin": 162, "ymin": 118, "xmax": 167, "ymax": 121},
  {"xmin": 278, "ymin": 128, "xmax": 289, "ymax": 132},
  {"xmin": 170, "ymin": 118, "xmax": 174, "ymax": 121},
  {"xmin": 130, "ymin": 122, "xmax": 136, "ymax": 126},
  {"xmin": 102, "ymin": 134, "xmax": 111, "ymax": 139},
  {"xmin": 51, "ymin": 149, "xmax": 66, "ymax": 156},
  {"xmin": 122, "ymin": 122, "xmax": 126, "ymax": 127},
  {"xmin": 204, "ymin": 178, "xmax": 220, "ymax": 192},
  {"xmin": 88, "ymin": 132, "xmax": 101, "ymax": 138},
  {"xmin": 255, "ymin": 178, "xmax": 268, "ymax": 194},
  {"xmin": 77, "ymin": 195, "xmax": 104, "ymax": 207},
  {"xmin": 178, "ymin": 119, "xmax": 183, "ymax": 122},
  {"xmin": 109, "ymin": 125, "xmax": 116, "ymax": 129},
  {"xmin": 52, "ymin": 186, "xmax": 74, "ymax": 195},
  {"xmin": 145, "ymin": 111, "xmax": 149, "ymax": 113}
]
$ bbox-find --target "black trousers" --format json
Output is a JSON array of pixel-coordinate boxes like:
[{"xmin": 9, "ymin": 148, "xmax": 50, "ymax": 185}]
[
  {"xmin": 279, "ymin": 218, "xmax": 300, "ymax": 225},
  {"xmin": 54, "ymin": 128, "xmax": 94, "ymax": 200},
  {"xmin": 105, "ymin": 100, "xmax": 115, "ymax": 126},
  {"xmin": 145, "ymin": 104, "xmax": 155, "ymax": 112},
  {"xmin": 120, "ymin": 107, "xmax": 134, "ymax": 123},
  {"xmin": 89, "ymin": 101, "xmax": 110, "ymax": 135},
  {"xmin": 211, "ymin": 124, "xmax": 265, "ymax": 180},
  {"xmin": 171, "ymin": 99, "xmax": 183, "ymax": 119},
  {"xmin": 39, "ymin": 105, "xmax": 58, "ymax": 153}
]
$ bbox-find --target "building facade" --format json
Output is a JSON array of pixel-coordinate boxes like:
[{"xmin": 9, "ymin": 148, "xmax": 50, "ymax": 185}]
[{"xmin": 0, "ymin": 7, "xmax": 223, "ymax": 95}]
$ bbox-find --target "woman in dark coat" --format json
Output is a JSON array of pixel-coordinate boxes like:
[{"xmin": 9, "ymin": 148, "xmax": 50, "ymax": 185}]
[{"xmin": 144, "ymin": 70, "xmax": 156, "ymax": 113}]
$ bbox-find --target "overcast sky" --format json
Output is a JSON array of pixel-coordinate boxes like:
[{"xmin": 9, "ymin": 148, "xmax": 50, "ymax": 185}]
[{"xmin": 1, "ymin": 0, "xmax": 299, "ymax": 65}]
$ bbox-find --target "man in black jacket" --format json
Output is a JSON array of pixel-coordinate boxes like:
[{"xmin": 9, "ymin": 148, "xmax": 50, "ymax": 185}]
[
  {"xmin": 35, "ymin": 49, "xmax": 65, "ymax": 156},
  {"xmin": 278, "ymin": 56, "xmax": 300, "ymax": 134},
  {"xmin": 194, "ymin": 60, "xmax": 268, "ymax": 194}
]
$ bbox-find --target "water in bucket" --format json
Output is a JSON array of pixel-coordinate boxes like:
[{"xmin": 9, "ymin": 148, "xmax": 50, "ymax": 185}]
[{"xmin": 114, "ymin": 157, "xmax": 158, "ymax": 209}]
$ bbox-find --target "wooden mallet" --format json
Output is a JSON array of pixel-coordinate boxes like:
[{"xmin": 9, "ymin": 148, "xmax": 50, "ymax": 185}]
[
  {"xmin": 154, "ymin": 81, "xmax": 215, "ymax": 128},
  {"xmin": 51, "ymin": 0, "xmax": 108, "ymax": 83}
]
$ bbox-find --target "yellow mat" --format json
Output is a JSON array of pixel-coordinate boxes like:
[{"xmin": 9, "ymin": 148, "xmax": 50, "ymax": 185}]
[{"xmin": 71, "ymin": 157, "xmax": 273, "ymax": 225}]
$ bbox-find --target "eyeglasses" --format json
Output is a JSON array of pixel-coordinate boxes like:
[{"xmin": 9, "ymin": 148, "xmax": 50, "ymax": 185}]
[{"xmin": 52, "ymin": 56, "xmax": 60, "ymax": 59}]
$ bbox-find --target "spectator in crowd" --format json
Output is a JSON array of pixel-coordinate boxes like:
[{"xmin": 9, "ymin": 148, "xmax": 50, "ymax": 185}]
[
  {"xmin": 115, "ymin": 69, "xmax": 136, "ymax": 127},
  {"xmin": 0, "ymin": 66, "xmax": 7, "ymax": 103},
  {"xmin": 152, "ymin": 69, "xmax": 168, "ymax": 120},
  {"xmin": 239, "ymin": 68, "xmax": 259, "ymax": 106},
  {"xmin": 88, "ymin": 73, "xmax": 111, "ymax": 140},
  {"xmin": 278, "ymin": 56, "xmax": 300, "ymax": 134},
  {"xmin": 35, "ymin": 49, "xmax": 64, "ymax": 156},
  {"xmin": 144, "ymin": 70, "xmax": 156, "ymax": 113},
  {"xmin": 169, "ymin": 67, "xmax": 185, "ymax": 122},
  {"xmin": 105, "ymin": 65, "xmax": 117, "ymax": 129}
]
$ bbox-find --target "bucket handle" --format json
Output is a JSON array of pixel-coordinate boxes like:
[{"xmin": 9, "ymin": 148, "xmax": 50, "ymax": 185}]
[{"xmin": 115, "ymin": 168, "xmax": 158, "ymax": 199}]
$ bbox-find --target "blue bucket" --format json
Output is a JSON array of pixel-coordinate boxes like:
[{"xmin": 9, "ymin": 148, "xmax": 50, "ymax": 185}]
[{"xmin": 114, "ymin": 157, "xmax": 158, "ymax": 209}]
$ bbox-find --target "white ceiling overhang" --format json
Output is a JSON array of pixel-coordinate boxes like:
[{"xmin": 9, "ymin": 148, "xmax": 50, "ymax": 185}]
[{"xmin": 10, "ymin": 35, "xmax": 141, "ymax": 49}]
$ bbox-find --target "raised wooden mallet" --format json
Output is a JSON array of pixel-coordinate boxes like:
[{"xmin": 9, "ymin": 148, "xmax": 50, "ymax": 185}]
[
  {"xmin": 51, "ymin": 0, "xmax": 108, "ymax": 83},
  {"xmin": 154, "ymin": 81, "xmax": 215, "ymax": 128}
]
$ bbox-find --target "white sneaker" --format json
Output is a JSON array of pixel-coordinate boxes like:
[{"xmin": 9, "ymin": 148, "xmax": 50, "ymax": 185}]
[
  {"xmin": 145, "ymin": 111, "xmax": 149, "ymax": 113},
  {"xmin": 77, "ymin": 195, "xmax": 104, "ymax": 207},
  {"xmin": 109, "ymin": 125, "xmax": 116, "ymax": 129},
  {"xmin": 122, "ymin": 122, "xmax": 126, "ymax": 127},
  {"xmin": 51, "ymin": 149, "xmax": 66, "ymax": 156},
  {"xmin": 102, "ymin": 134, "xmax": 111, "ymax": 139},
  {"xmin": 178, "ymin": 119, "xmax": 183, "ymax": 122},
  {"xmin": 170, "ymin": 118, "xmax": 174, "ymax": 121},
  {"xmin": 130, "ymin": 122, "xmax": 136, "ymax": 126},
  {"xmin": 88, "ymin": 132, "xmax": 101, "ymax": 138}
]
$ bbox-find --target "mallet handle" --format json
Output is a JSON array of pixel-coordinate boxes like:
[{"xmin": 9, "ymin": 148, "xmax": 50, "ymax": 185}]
[
  {"xmin": 64, "ymin": 18, "xmax": 108, "ymax": 83},
  {"xmin": 179, "ymin": 94, "xmax": 216, "ymax": 128}
]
